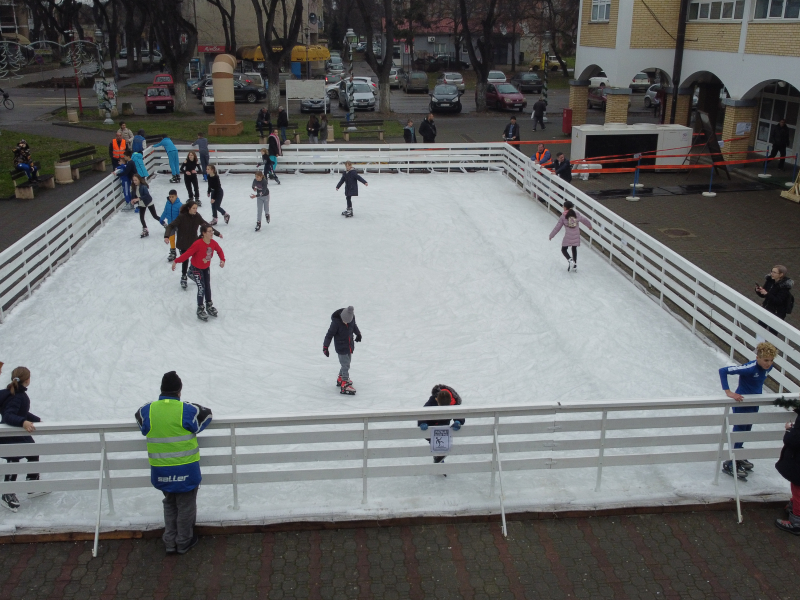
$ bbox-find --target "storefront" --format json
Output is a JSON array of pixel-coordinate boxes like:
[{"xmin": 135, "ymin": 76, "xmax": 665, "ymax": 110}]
[{"xmin": 755, "ymin": 82, "xmax": 799, "ymax": 161}]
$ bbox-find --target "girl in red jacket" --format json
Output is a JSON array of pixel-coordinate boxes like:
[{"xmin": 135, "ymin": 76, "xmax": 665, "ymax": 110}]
[{"xmin": 172, "ymin": 224, "xmax": 226, "ymax": 321}]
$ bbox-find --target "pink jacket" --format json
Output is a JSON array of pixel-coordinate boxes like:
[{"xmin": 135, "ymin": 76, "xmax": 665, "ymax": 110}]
[{"xmin": 549, "ymin": 211, "xmax": 592, "ymax": 247}]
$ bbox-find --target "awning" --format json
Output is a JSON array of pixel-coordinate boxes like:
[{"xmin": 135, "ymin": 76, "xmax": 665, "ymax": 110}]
[
  {"xmin": 237, "ymin": 45, "xmax": 284, "ymax": 61},
  {"xmin": 290, "ymin": 45, "xmax": 331, "ymax": 62}
]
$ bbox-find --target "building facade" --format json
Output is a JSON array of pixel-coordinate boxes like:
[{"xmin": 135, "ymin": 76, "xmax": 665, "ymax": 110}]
[{"xmin": 571, "ymin": 0, "xmax": 799, "ymax": 160}]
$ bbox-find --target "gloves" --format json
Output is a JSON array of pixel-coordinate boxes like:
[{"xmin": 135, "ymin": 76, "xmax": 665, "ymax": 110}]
[
  {"xmin": 323, "ymin": 346, "xmax": 329, "ymax": 357},
  {"xmin": 355, "ymin": 334, "xmax": 362, "ymax": 342},
  {"xmin": 419, "ymin": 423, "xmax": 428, "ymax": 431},
  {"xmin": 452, "ymin": 421, "xmax": 462, "ymax": 431}
]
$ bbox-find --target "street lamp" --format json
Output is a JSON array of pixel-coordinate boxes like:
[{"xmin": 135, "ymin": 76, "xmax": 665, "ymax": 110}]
[{"xmin": 343, "ymin": 28, "xmax": 357, "ymax": 126}]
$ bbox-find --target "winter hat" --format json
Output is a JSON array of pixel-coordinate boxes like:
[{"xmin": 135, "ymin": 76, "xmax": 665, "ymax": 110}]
[
  {"xmin": 161, "ymin": 371, "xmax": 183, "ymax": 394},
  {"xmin": 341, "ymin": 306, "xmax": 355, "ymax": 323}
]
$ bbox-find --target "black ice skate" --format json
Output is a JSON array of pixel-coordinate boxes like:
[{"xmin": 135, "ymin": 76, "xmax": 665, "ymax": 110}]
[
  {"xmin": 140, "ymin": 228, "xmax": 149, "ymax": 238},
  {"xmin": 168, "ymin": 248, "xmax": 177, "ymax": 262},
  {"xmin": 196, "ymin": 305, "xmax": 209, "ymax": 322},
  {"xmin": 255, "ymin": 221, "xmax": 261, "ymax": 232},
  {"xmin": 342, "ymin": 209, "xmax": 353, "ymax": 218},
  {"xmin": 180, "ymin": 274, "xmax": 188, "ymax": 289},
  {"xmin": 224, "ymin": 214, "xmax": 230, "ymax": 224},
  {"xmin": 722, "ymin": 460, "xmax": 747, "ymax": 481},
  {"xmin": 205, "ymin": 301, "xmax": 218, "ymax": 317},
  {"xmin": 196, "ymin": 199, "xmax": 203, "ymax": 207},
  {"xmin": 0, "ymin": 493, "xmax": 19, "ymax": 512},
  {"xmin": 269, "ymin": 173, "xmax": 281, "ymax": 185},
  {"xmin": 339, "ymin": 378, "xmax": 356, "ymax": 395},
  {"xmin": 266, "ymin": 214, "xmax": 270, "ymax": 224}
]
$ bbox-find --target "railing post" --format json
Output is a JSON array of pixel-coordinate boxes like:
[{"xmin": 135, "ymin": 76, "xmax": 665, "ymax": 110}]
[
  {"xmin": 595, "ymin": 411, "xmax": 608, "ymax": 492},
  {"xmin": 725, "ymin": 414, "xmax": 743, "ymax": 524},
  {"xmin": 493, "ymin": 418, "xmax": 507, "ymax": 537},
  {"xmin": 362, "ymin": 418, "xmax": 369, "ymax": 504},
  {"xmin": 490, "ymin": 414, "xmax": 499, "ymax": 496},
  {"xmin": 691, "ymin": 284, "xmax": 699, "ymax": 335},
  {"xmin": 92, "ymin": 430, "xmax": 106, "ymax": 558},
  {"xmin": 659, "ymin": 255, "xmax": 667, "ymax": 308},
  {"xmin": 102, "ymin": 430, "xmax": 114, "ymax": 515},
  {"xmin": 713, "ymin": 406, "xmax": 730, "ymax": 486},
  {"xmin": 230, "ymin": 423, "xmax": 239, "ymax": 511}
]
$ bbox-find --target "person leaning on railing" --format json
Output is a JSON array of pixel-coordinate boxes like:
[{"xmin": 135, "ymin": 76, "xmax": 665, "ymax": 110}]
[{"xmin": 418, "ymin": 385, "xmax": 465, "ymax": 466}]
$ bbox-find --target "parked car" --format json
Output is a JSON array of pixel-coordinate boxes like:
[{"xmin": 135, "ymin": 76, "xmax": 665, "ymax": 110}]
[
  {"xmin": 589, "ymin": 71, "xmax": 610, "ymax": 88},
  {"xmin": 234, "ymin": 72, "xmax": 266, "ymax": 92},
  {"xmin": 119, "ymin": 48, "xmax": 162, "ymax": 61},
  {"xmin": 202, "ymin": 86, "xmax": 215, "ymax": 113},
  {"xmin": 144, "ymin": 85, "xmax": 174, "ymax": 114},
  {"xmin": 530, "ymin": 55, "xmax": 560, "ymax": 71},
  {"xmin": 152, "ymin": 73, "xmax": 175, "ymax": 95},
  {"xmin": 328, "ymin": 76, "xmax": 376, "ymax": 99},
  {"xmin": 429, "ymin": 84, "xmax": 463, "ymax": 113},
  {"xmin": 435, "ymin": 72, "xmax": 465, "ymax": 92},
  {"xmin": 338, "ymin": 81, "xmax": 376, "ymax": 111},
  {"xmin": 644, "ymin": 84, "xmax": 660, "ymax": 108},
  {"xmin": 482, "ymin": 83, "xmax": 527, "ymax": 112},
  {"xmin": 509, "ymin": 72, "xmax": 543, "ymax": 93},
  {"xmin": 587, "ymin": 86, "xmax": 631, "ymax": 110},
  {"xmin": 325, "ymin": 72, "xmax": 345, "ymax": 86},
  {"xmin": 300, "ymin": 95, "xmax": 331, "ymax": 113},
  {"xmin": 629, "ymin": 72, "xmax": 650, "ymax": 93},
  {"xmin": 435, "ymin": 55, "xmax": 471, "ymax": 70},
  {"xmin": 232, "ymin": 79, "xmax": 267, "ymax": 103},
  {"xmin": 193, "ymin": 76, "xmax": 213, "ymax": 98},
  {"xmin": 389, "ymin": 68, "xmax": 401, "ymax": 88},
  {"xmin": 487, "ymin": 70, "xmax": 507, "ymax": 84},
  {"xmin": 402, "ymin": 71, "xmax": 429, "ymax": 93},
  {"xmin": 279, "ymin": 72, "xmax": 297, "ymax": 94},
  {"xmin": 326, "ymin": 56, "xmax": 344, "ymax": 71}
]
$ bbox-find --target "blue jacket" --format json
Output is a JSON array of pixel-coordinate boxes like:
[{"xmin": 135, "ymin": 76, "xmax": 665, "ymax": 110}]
[
  {"xmin": 719, "ymin": 360, "xmax": 772, "ymax": 394},
  {"xmin": 160, "ymin": 198, "xmax": 183, "ymax": 224},
  {"xmin": 135, "ymin": 395, "xmax": 213, "ymax": 493},
  {"xmin": 132, "ymin": 153, "xmax": 149, "ymax": 178},
  {"xmin": 152, "ymin": 137, "xmax": 177, "ymax": 154},
  {"xmin": 115, "ymin": 160, "xmax": 137, "ymax": 180},
  {"xmin": 132, "ymin": 135, "xmax": 146, "ymax": 153},
  {"xmin": 0, "ymin": 386, "xmax": 40, "ymax": 447},
  {"xmin": 336, "ymin": 169, "xmax": 367, "ymax": 197},
  {"xmin": 323, "ymin": 308, "xmax": 361, "ymax": 355}
]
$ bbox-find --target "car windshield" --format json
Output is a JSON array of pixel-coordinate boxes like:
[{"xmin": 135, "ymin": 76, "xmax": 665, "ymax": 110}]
[
  {"xmin": 434, "ymin": 85, "xmax": 457, "ymax": 95},
  {"xmin": 497, "ymin": 84, "xmax": 517, "ymax": 94},
  {"xmin": 522, "ymin": 73, "xmax": 540, "ymax": 81},
  {"xmin": 411, "ymin": 73, "xmax": 426, "ymax": 80},
  {"xmin": 330, "ymin": 57, "xmax": 343, "ymax": 64},
  {"xmin": 445, "ymin": 73, "xmax": 462, "ymax": 80},
  {"xmin": 147, "ymin": 89, "xmax": 161, "ymax": 97},
  {"xmin": 352, "ymin": 83, "xmax": 372, "ymax": 93},
  {"xmin": 489, "ymin": 71, "xmax": 505, "ymax": 79},
  {"xmin": 205, "ymin": 87, "xmax": 213, "ymax": 96},
  {"xmin": 155, "ymin": 76, "xmax": 170, "ymax": 82}
]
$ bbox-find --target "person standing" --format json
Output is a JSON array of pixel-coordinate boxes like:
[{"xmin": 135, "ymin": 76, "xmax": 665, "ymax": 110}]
[
  {"xmin": 319, "ymin": 115, "xmax": 329, "ymax": 144},
  {"xmin": 531, "ymin": 97, "xmax": 547, "ymax": 131},
  {"xmin": 135, "ymin": 371, "xmax": 212, "ymax": 554},
  {"xmin": 719, "ymin": 341, "xmax": 777, "ymax": 481},
  {"xmin": 164, "ymin": 201, "xmax": 221, "ymax": 289},
  {"xmin": 256, "ymin": 107, "xmax": 271, "ymax": 138},
  {"xmin": 755, "ymin": 265, "xmax": 794, "ymax": 327},
  {"xmin": 180, "ymin": 151, "xmax": 201, "ymax": 202},
  {"xmin": 306, "ymin": 114, "xmax": 320, "ymax": 144},
  {"xmin": 132, "ymin": 129, "xmax": 147, "ymax": 154},
  {"xmin": 769, "ymin": 119, "xmax": 791, "ymax": 171},
  {"xmin": 277, "ymin": 106, "xmax": 289, "ymax": 142},
  {"xmin": 192, "ymin": 133, "xmax": 210, "ymax": 182},
  {"xmin": 0, "ymin": 366, "xmax": 47, "ymax": 513},
  {"xmin": 133, "ymin": 174, "xmax": 162, "ymax": 238},
  {"xmin": 549, "ymin": 200, "xmax": 593, "ymax": 272},
  {"xmin": 117, "ymin": 122, "xmax": 134, "ymax": 145},
  {"xmin": 172, "ymin": 224, "xmax": 226, "ymax": 321},
  {"xmin": 417, "ymin": 385, "xmax": 465, "ymax": 466},
  {"xmin": 419, "ymin": 113, "xmax": 437, "ymax": 143},
  {"xmin": 109, "ymin": 132, "xmax": 127, "ymax": 170},
  {"xmin": 335, "ymin": 161, "xmax": 368, "ymax": 218},
  {"xmin": 775, "ymin": 403, "xmax": 800, "ymax": 534},
  {"xmin": 250, "ymin": 170, "xmax": 270, "ymax": 232},
  {"xmin": 152, "ymin": 136, "xmax": 181, "ymax": 184},
  {"xmin": 323, "ymin": 306, "xmax": 362, "ymax": 395},
  {"xmin": 554, "ymin": 152, "xmax": 572, "ymax": 183},
  {"xmin": 206, "ymin": 165, "xmax": 229, "ymax": 226},
  {"xmin": 404, "ymin": 119, "xmax": 417, "ymax": 144},
  {"xmin": 532, "ymin": 143, "xmax": 552, "ymax": 168},
  {"xmin": 268, "ymin": 128, "xmax": 282, "ymax": 180},
  {"xmin": 502, "ymin": 116, "xmax": 521, "ymax": 150}
]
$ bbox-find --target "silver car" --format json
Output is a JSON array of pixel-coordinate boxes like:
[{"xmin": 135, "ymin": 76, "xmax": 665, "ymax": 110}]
[
  {"xmin": 300, "ymin": 96, "xmax": 331, "ymax": 113},
  {"xmin": 644, "ymin": 84, "xmax": 660, "ymax": 108},
  {"xmin": 487, "ymin": 70, "xmax": 506, "ymax": 84},
  {"xmin": 436, "ymin": 72, "xmax": 465, "ymax": 92}
]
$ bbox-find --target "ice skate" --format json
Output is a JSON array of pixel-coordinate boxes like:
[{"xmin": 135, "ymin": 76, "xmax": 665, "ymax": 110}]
[
  {"xmin": 266, "ymin": 214, "xmax": 270, "ymax": 224},
  {"xmin": 167, "ymin": 248, "xmax": 177, "ymax": 262},
  {"xmin": 121, "ymin": 203, "xmax": 134, "ymax": 212},
  {"xmin": 739, "ymin": 459, "xmax": 754, "ymax": 471},
  {"xmin": 336, "ymin": 375, "xmax": 343, "ymax": 388},
  {"xmin": 196, "ymin": 199, "xmax": 203, "ymax": 207},
  {"xmin": 224, "ymin": 214, "xmax": 230, "ymax": 225},
  {"xmin": 339, "ymin": 378, "xmax": 356, "ymax": 395},
  {"xmin": 205, "ymin": 301, "xmax": 218, "ymax": 317},
  {"xmin": 196, "ymin": 305, "xmax": 208, "ymax": 322},
  {"xmin": 342, "ymin": 209, "xmax": 353, "ymax": 218},
  {"xmin": 568, "ymin": 258, "xmax": 574, "ymax": 272},
  {"xmin": 722, "ymin": 460, "xmax": 747, "ymax": 481},
  {"xmin": 140, "ymin": 228, "xmax": 149, "ymax": 238},
  {"xmin": 27, "ymin": 490, "xmax": 51, "ymax": 498},
  {"xmin": 210, "ymin": 218, "xmax": 218, "ymax": 226},
  {"xmin": 180, "ymin": 274, "xmax": 188, "ymax": 290},
  {"xmin": 573, "ymin": 262, "xmax": 578, "ymax": 272},
  {"xmin": 1, "ymin": 493, "xmax": 19, "ymax": 512},
  {"xmin": 255, "ymin": 221, "xmax": 261, "ymax": 232}
]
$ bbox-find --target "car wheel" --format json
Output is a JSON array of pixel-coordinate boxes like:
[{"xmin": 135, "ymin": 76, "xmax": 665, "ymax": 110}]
[
  {"xmin": 644, "ymin": 97, "xmax": 651, "ymax": 108},
  {"xmin": 429, "ymin": 103, "xmax": 435, "ymax": 113},
  {"xmin": 518, "ymin": 106, "xmax": 523, "ymax": 112},
  {"xmin": 455, "ymin": 104, "xmax": 462, "ymax": 114},
  {"xmin": 146, "ymin": 107, "xmax": 153, "ymax": 114},
  {"xmin": 496, "ymin": 101, "xmax": 503, "ymax": 110},
  {"xmin": 246, "ymin": 93, "xmax": 257, "ymax": 103},
  {"xmin": 587, "ymin": 99, "xmax": 592, "ymax": 110}
]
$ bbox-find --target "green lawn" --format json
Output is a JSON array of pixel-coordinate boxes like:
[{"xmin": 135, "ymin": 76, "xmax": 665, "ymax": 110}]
[{"xmin": 1, "ymin": 133, "xmax": 103, "ymax": 199}]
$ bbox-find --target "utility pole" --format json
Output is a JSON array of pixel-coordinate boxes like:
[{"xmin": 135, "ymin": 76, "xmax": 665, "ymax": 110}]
[{"xmin": 670, "ymin": 0, "xmax": 690, "ymax": 124}]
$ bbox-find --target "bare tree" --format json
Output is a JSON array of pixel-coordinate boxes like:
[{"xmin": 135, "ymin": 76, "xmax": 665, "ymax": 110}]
[
  {"xmin": 146, "ymin": 0, "xmax": 197, "ymax": 111},
  {"xmin": 353, "ymin": 0, "xmax": 395, "ymax": 113},
  {"xmin": 206, "ymin": 0, "xmax": 238, "ymax": 54},
  {"xmin": 251, "ymin": 0, "xmax": 303, "ymax": 112},
  {"xmin": 538, "ymin": 0, "xmax": 579, "ymax": 77},
  {"xmin": 459, "ymin": 0, "xmax": 500, "ymax": 112},
  {"xmin": 93, "ymin": 0, "xmax": 121, "ymax": 80},
  {"xmin": 124, "ymin": 4, "xmax": 148, "ymax": 72},
  {"xmin": 396, "ymin": 0, "xmax": 428, "ymax": 66},
  {"xmin": 498, "ymin": 0, "xmax": 536, "ymax": 73}
]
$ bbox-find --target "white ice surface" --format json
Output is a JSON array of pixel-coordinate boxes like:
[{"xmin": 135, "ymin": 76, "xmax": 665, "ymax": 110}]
[{"xmin": 0, "ymin": 171, "xmax": 787, "ymax": 533}]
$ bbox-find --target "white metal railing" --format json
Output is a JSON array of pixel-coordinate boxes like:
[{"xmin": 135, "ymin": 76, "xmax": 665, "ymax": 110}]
[{"xmin": 0, "ymin": 395, "xmax": 789, "ymax": 554}]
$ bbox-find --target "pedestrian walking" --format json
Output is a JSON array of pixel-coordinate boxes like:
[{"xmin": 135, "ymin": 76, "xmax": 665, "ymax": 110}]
[
  {"xmin": 769, "ymin": 119, "xmax": 791, "ymax": 171},
  {"xmin": 306, "ymin": 114, "xmax": 320, "ymax": 144},
  {"xmin": 152, "ymin": 136, "xmax": 181, "ymax": 184},
  {"xmin": 135, "ymin": 371, "xmax": 212, "ymax": 554},
  {"xmin": 755, "ymin": 265, "xmax": 794, "ymax": 332},
  {"xmin": 12, "ymin": 140, "xmax": 39, "ymax": 182},
  {"xmin": 417, "ymin": 385, "xmax": 465, "ymax": 467},
  {"xmin": 172, "ymin": 224, "xmax": 226, "ymax": 321},
  {"xmin": 502, "ymin": 116, "xmax": 521, "ymax": 150},
  {"xmin": 109, "ymin": 132, "xmax": 127, "ymax": 170},
  {"xmin": 132, "ymin": 129, "xmax": 147, "ymax": 154},
  {"xmin": 549, "ymin": 200, "xmax": 593, "ymax": 272},
  {"xmin": 323, "ymin": 306, "xmax": 362, "ymax": 395},
  {"xmin": 133, "ymin": 174, "xmax": 162, "ymax": 238},
  {"xmin": 164, "ymin": 201, "xmax": 221, "ymax": 290},
  {"xmin": 719, "ymin": 341, "xmax": 777, "ymax": 481},
  {"xmin": 775, "ymin": 401, "xmax": 800, "ymax": 534},
  {"xmin": 531, "ymin": 97, "xmax": 547, "ymax": 131},
  {"xmin": 256, "ymin": 107, "xmax": 271, "ymax": 138},
  {"xmin": 180, "ymin": 152, "xmax": 201, "ymax": 202},
  {"xmin": 403, "ymin": 119, "xmax": 417, "ymax": 143},
  {"xmin": 250, "ymin": 170, "xmax": 270, "ymax": 231},
  {"xmin": 206, "ymin": 165, "xmax": 229, "ymax": 225},
  {"xmin": 117, "ymin": 122, "xmax": 134, "ymax": 145},
  {"xmin": 319, "ymin": 115, "xmax": 329, "ymax": 144},
  {"xmin": 554, "ymin": 152, "xmax": 572, "ymax": 183},
  {"xmin": 335, "ymin": 161, "xmax": 368, "ymax": 218},
  {"xmin": 419, "ymin": 113, "xmax": 437, "ymax": 143},
  {"xmin": 192, "ymin": 133, "xmax": 210, "ymax": 182},
  {"xmin": 277, "ymin": 106, "xmax": 289, "ymax": 142}
]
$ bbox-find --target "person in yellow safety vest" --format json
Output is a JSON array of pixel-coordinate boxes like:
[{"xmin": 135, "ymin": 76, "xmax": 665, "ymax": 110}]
[
  {"xmin": 532, "ymin": 143, "xmax": 552, "ymax": 168},
  {"xmin": 135, "ymin": 371, "xmax": 212, "ymax": 555},
  {"xmin": 109, "ymin": 133, "xmax": 127, "ymax": 170}
]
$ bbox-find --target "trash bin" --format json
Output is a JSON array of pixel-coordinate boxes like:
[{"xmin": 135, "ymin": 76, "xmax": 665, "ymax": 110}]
[
  {"xmin": 562, "ymin": 108, "xmax": 573, "ymax": 135},
  {"xmin": 55, "ymin": 161, "xmax": 74, "ymax": 184}
]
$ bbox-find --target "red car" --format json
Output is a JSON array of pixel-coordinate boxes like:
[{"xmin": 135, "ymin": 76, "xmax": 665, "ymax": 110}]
[
  {"xmin": 481, "ymin": 82, "xmax": 527, "ymax": 112},
  {"xmin": 152, "ymin": 73, "xmax": 175, "ymax": 95},
  {"xmin": 144, "ymin": 85, "xmax": 174, "ymax": 114}
]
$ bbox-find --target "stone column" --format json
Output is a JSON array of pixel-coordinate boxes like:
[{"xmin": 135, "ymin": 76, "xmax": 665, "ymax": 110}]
[
  {"xmin": 209, "ymin": 54, "xmax": 243, "ymax": 137},
  {"xmin": 568, "ymin": 80, "xmax": 591, "ymax": 128},
  {"xmin": 604, "ymin": 89, "xmax": 631, "ymax": 124},
  {"xmin": 664, "ymin": 87, "xmax": 693, "ymax": 126},
  {"xmin": 720, "ymin": 99, "xmax": 758, "ymax": 162}
]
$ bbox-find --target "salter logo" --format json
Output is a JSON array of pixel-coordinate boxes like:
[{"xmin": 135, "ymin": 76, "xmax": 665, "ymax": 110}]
[{"xmin": 157, "ymin": 475, "xmax": 189, "ymax": 482}]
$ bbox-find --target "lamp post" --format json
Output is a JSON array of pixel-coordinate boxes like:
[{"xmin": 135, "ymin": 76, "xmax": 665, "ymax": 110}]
[
  {"xmin": 343, "ymin": 28, "xmax": 357, "ymax": 126},
  {"xmin": 304, "ymin": 26, "xmax": 309, "ymax": 79}
]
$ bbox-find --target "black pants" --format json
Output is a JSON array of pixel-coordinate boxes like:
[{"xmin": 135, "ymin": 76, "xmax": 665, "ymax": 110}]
[
  {"xmin": 346, "ymin": 195, "xmax": 353, "ymax": 209},
  {"xmin": 533, "ymin": 115, "xmax": 545, "ymax": 130},
  {"xmin": 561, "ymin": 246, "xmax": 578, "ymax": 262},
  {"xmin": 178, "ymin": 249, "xmax": 189, "ymax": 276},
  {"xmin": 189, "ymin": 265, "xmax": 212, "ymax": 306},
  {"xmin": 4, "ymin": 455, "xmax": 39, "ymax": 482},
  {"xmin": 139, "ymin": 203, "xmax": 161, "ymax": 229},
  {"xmin": 770, "ymin": 145, "xmax": 787, "ymax": 170},
  {"xmin": 184, "ymin": 174, "xmax": 199, "ymax": 199},
  {"xmin": 210, "ymin": 190, "xmax": 227, "ymax": 218}
]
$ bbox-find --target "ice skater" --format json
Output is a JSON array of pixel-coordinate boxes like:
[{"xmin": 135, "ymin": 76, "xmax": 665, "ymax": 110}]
[
  {"xmin": 192, "ymin": 133, "xmax": 210, "ymax": 182},
  {"xmin": 335, "ymin": 161, "xmax": 368, "ymax": 218},
  {"xmin": 180, "ymin": 151, "xmax": 201, "ymax": 202},
  {"xmin": 164, "ymin": 201, "xmax": 221, "ymax": 290},
  {"xmin": 719, "ymin": 341, "xmax": 777, "ymax": 480},
  {"xmin": 418, "ymin": 385, "xmax": 465, "ymax": 466},
  {"xmin": 323, "ymin": 306, "xmax": 362, "ymax": 395},
  {"xmin": 206, "ymin": 165, "xmax": 230, "ymax": 225},
  {"xmin": 268, "ymin": 128, "xmax": 282, "ymax": 183},
  {"xmin": 250, "ymin": 170, "xmax": 270, "ymax": 232},
  {"xmin": 160, "ymin": 190, "xmax": 183, "ymax": 262},
  {"xmin": 172, "ymin": 224, "xmax": 225, "ymax": 321},
  {"xmin": 152, "ymin": 136, "xmax": 181, "ymax": 183},
  {"xmin": 133, "ymin": 175, "xmax": 162, "ymax": 238},
  {"xmin": 549, "ymin": 200, "xmax": 593, "ymax": 272}
]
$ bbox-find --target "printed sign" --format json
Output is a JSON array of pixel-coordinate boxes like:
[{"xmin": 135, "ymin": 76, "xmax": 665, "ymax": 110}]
[
  {"xmin": 198, "ymin": 45, "xmax": 225, "ymax": 54},
  {"xmin": 286, "ymin": 79, "xmax": 326, "ymax": 100},
  {"xmin": 430, "ymin": 428, "xmax": 451, "ymax": 453},
  {"xmin": 735, "ymin": 122, "xmax": 752, "ymax": 136}
]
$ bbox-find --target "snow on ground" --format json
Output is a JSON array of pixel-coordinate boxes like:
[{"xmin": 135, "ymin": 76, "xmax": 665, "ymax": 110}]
[{"xmin": 0, "ymin": 171, "xmax": 787, "ymax": 532}]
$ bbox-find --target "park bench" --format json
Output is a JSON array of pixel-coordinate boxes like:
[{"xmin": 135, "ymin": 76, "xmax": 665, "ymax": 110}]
[
  {"xmin": 9, "ymin": 168, "xmax": 55, "ymax": 199},
  {"xmin": 56, "ymin": 146, "xmax": 105, "ymax": 181},
  {"xmin": 338, "ymin": 119, "xmax": 385, "ymax": 142}
]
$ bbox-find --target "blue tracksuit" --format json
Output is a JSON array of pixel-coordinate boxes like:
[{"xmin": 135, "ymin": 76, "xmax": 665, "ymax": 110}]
[
  {"xmin": 160, "ymin": 198, "xmax": 183, "ymax": 225},
  {"xmin": 719, "ymin": 360, "xmax": 772, "ymax": 449},
  {"xmin": 152, "ymin": 137, "xmax": 180, "ymax": 176},
  {"xmin": 115, "ymin": 161, "xmax": 136, "ymax": 203},
  {"xmin": 132, "ymin": 153, "xmax": 149, "ymax": 178}
]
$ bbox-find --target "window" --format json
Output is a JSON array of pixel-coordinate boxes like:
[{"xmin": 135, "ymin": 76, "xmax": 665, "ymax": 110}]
[
  {"xmin": 688, "ymin": 0, "xmax": 744, "ymax": 19},
  {"xmin": 434, "ymin": 43, "xmax": 448, "ymax": 55},
  {"xmin": 754, "ymin": 0, "xmax": 800, "ymax": 18},
  {"xmin": 755, "ymin": 83, "xmax": 799, "ymax": 152},
  {"xmin": 591, "ymin": 0, "xmax": 611, "ymax": 21}
]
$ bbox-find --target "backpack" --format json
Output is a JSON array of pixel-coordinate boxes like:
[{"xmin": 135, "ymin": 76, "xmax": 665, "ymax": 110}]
[{"xmin": 787, "ymin": 293, "xmax": 795, "ymax": 315}]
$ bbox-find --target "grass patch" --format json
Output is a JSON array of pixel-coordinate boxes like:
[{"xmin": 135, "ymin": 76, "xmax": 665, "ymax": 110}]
[{"xmin": 1, "ymin": 133, "xmax": 103, "ymax": 199}]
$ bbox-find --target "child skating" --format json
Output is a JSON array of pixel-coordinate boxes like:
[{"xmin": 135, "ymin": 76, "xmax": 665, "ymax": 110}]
[
  {"xmin": 548, "ymin": 200, "xmax": 593, "ymax": 272},
  {"xmin": 164, "ymin": 201, "xmax": 221, "ymax": 289},
  {"xmin": 133, "ymin": 175, "xmax": 162, "ymax": 238},
  {"xmin": 335, "ymin": 161, "xmax": 367, "ymax": 218},
  {"xmin": 206, "ymin": 165, "xmax": 230, "ymax": 226},
  {"xmin": 172, "ymin": 224, "xmax": 225, "ymax": 321},
  {"xmin": 160, "ymin": 190, "xmax": 183, "ymax": 262},
  {"xmin": 323, "ymin": 306, "xmax": 362, "ymax": 395},
  {"xmin": 250, "ymin": 170, "xmax": 270, "ymax": 232}
]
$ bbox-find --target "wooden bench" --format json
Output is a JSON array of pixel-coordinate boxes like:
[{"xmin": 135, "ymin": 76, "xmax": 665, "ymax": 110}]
[
  {"xmin": 338, "ymin": 119, "xmax": 385, "ymax": 142},
  {"xmin": 56, "ymin": 146, "xmax": 105, "ymax": 181},
  {"xmin": 9, "ymin": 168, "xmax": 55, "ymax": 199}
]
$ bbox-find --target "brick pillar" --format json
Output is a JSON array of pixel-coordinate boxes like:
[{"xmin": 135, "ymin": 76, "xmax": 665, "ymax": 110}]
[
  {"xmin": 664, "ymin": 88, "xmax": 693, "ymax": 126},
  {"xmin": 568, "ymin": 80, "xmax": 591, "ymax": 127},
  {"xmin": 604, "ymin": 89, "xmax": 631, "ymax": 124},
  {"xmin": 721, "ymin": 99, "xmax": 758, "ymax": 162}
]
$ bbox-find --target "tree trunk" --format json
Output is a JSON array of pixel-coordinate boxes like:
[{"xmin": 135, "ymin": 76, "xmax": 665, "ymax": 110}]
[
  {"xmin": 379, "ymin": 81, "xmax": 390, "ymax": 113},
  {"xmin": 266, "ymin": 61, "xmax": 281, "ymax": 112},
  {"xmin": 475, "ymin": 80, "xmax": 487, "ymax": 111},
  {"xmin": 173, "ymin": 75, "xmax": 188, "ymax": 112}
]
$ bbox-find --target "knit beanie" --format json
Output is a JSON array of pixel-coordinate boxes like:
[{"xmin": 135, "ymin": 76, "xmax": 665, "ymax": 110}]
[
  {"xmin": 161, "ymin": 371, "xmax": 183, "ymax": 394},
  {"xmin": 341, "ymin": 306, "xmax": 354, "ymax": 323}
]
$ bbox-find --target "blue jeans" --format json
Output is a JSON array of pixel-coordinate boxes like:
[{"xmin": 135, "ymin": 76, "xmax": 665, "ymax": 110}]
[
  {"xmin": 199, "ymin": 152, "xmax": 209, "ymax": 179},
  {"xmin": 280, "ymin": 127, "xmax": 287, "ymax": 142},
  {"xmin": 732, "ymin": 405, "xmax": 759, "ymax": 449},
  {"xmin": 17, "ymin": 163, "xmax": 38, "ymax": 180},
  {"xmin": 119, "ymin": 176, "xmax": 132, "ymax": 203}
]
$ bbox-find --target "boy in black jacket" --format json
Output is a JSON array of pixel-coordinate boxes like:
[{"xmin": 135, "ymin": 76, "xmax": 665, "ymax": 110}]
[{"xmin": 418, "ymin": 385, "xmax": 465, "ymax": 464}]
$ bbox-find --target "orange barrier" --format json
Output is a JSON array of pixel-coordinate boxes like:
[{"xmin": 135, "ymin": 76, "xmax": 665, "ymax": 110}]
[{"xmin": 568, "ymin": 154, "xmax": 798, "ymax": 174}]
